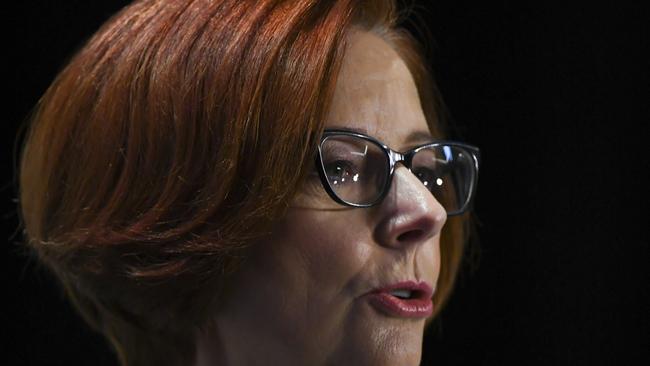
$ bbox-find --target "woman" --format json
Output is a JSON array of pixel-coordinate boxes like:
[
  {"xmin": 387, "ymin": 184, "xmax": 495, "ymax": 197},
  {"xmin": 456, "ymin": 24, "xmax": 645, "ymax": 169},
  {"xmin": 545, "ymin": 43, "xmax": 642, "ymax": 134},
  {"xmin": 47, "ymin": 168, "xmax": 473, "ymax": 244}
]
[{"xmin": 18, "ymin": 0, "xmax": 479, "ymax": 365}]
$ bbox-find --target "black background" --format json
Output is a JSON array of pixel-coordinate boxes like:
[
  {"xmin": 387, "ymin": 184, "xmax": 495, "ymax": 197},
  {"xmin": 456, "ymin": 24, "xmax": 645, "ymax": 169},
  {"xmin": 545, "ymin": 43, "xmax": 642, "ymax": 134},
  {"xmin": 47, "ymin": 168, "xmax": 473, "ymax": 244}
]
[{"xmin": 4, "ymin": 1, "xmax": 648, "ymax": 365}]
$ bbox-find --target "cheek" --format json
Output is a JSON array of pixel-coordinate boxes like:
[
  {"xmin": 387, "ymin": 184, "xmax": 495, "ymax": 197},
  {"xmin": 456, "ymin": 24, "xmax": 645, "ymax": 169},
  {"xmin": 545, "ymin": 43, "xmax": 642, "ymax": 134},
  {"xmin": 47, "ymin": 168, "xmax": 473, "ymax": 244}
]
[
  {"xmin": 277, "ymin": 209, "xmax": 374, "ymax": 299},
  {"xmin": 431, "ymin": 236, "xmax": 441, "ymax": 290},
  {"xmin": 231, "ymin": 208, "xmax": 375, "ymax": 352}
]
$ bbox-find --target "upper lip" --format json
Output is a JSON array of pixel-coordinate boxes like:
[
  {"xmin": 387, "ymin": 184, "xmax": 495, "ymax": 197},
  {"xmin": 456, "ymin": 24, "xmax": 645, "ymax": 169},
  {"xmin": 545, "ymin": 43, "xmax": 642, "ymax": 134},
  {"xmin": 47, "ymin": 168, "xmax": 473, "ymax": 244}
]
[{"xmin": 370, "ymin": 280, "xmax": 434, "ymax": 300}]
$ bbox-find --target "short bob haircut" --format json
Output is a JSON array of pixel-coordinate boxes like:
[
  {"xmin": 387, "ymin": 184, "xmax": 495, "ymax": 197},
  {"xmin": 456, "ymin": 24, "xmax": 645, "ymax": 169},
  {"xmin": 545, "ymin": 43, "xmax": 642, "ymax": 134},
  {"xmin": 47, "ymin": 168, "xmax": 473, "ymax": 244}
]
[{"xmin": 18, "ymin": 0, "xmax": 471, "ymax": 365}]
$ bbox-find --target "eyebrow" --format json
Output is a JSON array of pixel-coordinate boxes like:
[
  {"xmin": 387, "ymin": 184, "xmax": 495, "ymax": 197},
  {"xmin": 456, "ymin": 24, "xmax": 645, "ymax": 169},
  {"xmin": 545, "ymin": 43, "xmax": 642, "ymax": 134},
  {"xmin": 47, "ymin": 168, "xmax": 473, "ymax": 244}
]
[
  {"xmin": 405, "ymin": 130, "xmax": 435, "ymax": 144},
  {"xmin": 326, "ymin": 126, "xmax": 434, "ymax": 145}
]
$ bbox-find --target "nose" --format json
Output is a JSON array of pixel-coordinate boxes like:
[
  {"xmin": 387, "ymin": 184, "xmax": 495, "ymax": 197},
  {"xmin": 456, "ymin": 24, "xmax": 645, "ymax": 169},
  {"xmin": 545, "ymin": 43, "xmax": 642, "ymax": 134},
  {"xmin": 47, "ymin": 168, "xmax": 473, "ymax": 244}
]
[{"xmin": 373, "ymin": 165, "xmax": 447, "ymax": 249}]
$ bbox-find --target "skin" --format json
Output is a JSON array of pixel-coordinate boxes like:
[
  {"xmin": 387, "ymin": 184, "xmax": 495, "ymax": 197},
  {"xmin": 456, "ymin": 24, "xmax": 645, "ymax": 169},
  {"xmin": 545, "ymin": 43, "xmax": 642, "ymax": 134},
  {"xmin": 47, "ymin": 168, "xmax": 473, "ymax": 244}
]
[{"xmin": 195, "ymin": 29, "xmax": 447, "ymax": 366}]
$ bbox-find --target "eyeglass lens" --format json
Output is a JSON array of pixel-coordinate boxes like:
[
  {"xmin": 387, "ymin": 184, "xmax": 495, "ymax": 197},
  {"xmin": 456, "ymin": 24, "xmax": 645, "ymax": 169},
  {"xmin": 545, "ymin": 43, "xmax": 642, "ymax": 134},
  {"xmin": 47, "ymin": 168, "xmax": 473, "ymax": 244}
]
[
  {"xmin": 320, "ymin": 135, "xmax": 475, "ymax": 214},
  {"xmin": 410, "ymin": 145, "xmax": 474, "ymax": 214},
  {"xmin": 320, "ymin": 135, "xmax": 388, "ymax": 204}
]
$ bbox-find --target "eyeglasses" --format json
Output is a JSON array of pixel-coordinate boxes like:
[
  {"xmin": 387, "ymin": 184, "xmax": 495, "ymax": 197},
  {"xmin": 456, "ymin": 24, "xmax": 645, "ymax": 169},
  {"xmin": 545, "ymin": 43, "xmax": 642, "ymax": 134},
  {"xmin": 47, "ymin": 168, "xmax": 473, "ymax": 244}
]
[{"xmin": 314, "ymin": 129, "xmax": 480, "ymax": 216}]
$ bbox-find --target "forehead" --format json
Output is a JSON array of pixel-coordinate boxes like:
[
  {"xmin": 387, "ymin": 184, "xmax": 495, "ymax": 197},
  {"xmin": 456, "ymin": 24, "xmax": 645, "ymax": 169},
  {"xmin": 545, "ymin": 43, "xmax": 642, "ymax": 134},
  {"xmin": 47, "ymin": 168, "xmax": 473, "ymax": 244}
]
[{"xmin": 325, "ymin": 29, "xmax": 432, "ymax": 150}]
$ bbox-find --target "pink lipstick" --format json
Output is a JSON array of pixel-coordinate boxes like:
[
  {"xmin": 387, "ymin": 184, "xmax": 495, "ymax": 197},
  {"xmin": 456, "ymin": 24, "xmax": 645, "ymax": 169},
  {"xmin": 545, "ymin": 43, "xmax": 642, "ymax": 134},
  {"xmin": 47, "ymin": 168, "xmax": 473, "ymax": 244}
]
[{"xmin": 366, "ymin": 281, "xmax": 434, "ymax": 318}]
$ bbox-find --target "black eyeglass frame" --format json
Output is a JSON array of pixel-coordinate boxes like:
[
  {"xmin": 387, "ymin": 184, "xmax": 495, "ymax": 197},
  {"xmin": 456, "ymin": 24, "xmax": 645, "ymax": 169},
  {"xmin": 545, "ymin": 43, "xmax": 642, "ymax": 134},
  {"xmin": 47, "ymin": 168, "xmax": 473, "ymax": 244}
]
[{"xmin": 314, "ymin": 129, "xmax": 481, "ymax": 216}]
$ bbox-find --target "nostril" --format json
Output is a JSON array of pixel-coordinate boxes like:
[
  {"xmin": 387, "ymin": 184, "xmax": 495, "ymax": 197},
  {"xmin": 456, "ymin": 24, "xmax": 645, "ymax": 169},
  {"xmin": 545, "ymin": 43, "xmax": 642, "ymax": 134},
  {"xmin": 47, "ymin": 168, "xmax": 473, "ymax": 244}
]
[{"xmin": 397, "ymin": 229, "xmax": 425, "ymax": 243}]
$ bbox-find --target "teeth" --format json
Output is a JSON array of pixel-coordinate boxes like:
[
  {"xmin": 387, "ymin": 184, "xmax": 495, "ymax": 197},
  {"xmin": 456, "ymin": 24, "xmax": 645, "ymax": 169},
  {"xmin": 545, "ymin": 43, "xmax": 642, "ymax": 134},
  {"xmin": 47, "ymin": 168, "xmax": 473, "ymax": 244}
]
[{"xmin": 390, "ymin": 289, "xmax": 412, "ymax": 299}]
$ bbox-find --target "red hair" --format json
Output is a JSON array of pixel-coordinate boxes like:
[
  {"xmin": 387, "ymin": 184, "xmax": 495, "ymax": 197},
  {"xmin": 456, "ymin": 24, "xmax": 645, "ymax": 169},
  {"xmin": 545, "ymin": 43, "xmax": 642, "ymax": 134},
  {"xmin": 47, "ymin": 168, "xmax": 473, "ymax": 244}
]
[{"xmin": 18, "ymin": 1, "xmax": 468, "ymax": 365}]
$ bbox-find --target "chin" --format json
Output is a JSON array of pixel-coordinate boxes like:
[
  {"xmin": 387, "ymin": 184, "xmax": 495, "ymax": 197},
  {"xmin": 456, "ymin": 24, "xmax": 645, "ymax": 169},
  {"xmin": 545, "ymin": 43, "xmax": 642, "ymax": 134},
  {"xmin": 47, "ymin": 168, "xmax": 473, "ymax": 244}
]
[
  {"xmin": 343, "ymin": 343, "xmax": 423, "ymax": 366},
  {"xmin": 331, "ymin": 313, "xmax": 425, "ymax": 366},
  {"xmin": 371, "ymin": 325, "xmax": 424, "ymax": 366}
]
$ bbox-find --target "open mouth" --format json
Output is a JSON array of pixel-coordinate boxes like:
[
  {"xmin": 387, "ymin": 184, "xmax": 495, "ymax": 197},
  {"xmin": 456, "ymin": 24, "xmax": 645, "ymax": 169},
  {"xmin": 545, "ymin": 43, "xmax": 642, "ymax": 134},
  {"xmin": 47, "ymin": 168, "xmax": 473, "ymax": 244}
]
[
  {"xmin": 367, "ymin": 290, "xmax": 433, "ymax": 318},
  {"xmin": 389, "ymin": 289, "xmax": 418, "ymax": 300},
  {"xmin": 366, "ymin": 281, "xmax": 434, "ymax": 318},
  {"xmin": 377, "ymin": 281, "xmax": 433, "ymax": 301}
]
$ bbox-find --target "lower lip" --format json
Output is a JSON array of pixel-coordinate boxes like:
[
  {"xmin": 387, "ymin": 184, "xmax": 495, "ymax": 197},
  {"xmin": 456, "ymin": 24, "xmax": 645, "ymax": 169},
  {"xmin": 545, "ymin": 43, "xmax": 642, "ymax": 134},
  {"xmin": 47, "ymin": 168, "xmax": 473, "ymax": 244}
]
[{"xmin": 366, "ymin": 292, "xmax": 433, "ymax": 318}]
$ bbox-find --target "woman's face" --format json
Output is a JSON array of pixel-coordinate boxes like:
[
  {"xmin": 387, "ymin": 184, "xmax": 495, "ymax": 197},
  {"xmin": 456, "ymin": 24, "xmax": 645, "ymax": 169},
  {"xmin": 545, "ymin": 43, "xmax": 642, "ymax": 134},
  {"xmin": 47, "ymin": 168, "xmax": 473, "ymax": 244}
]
[{"xmin": 205, "ymin": 30, "xmax": 447, "ymax": 366}]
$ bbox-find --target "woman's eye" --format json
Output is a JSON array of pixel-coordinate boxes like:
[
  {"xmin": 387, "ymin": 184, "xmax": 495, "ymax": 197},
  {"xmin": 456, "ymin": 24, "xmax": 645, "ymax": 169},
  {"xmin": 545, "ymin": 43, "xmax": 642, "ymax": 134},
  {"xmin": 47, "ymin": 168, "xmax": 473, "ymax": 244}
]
[
  {"xmin": 413, "ymin": 168, "xmax": 439, "ymax": 190},
  {"xmin": 325, "ymin": 160, "xmax": 357, "ymax": 186}
]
